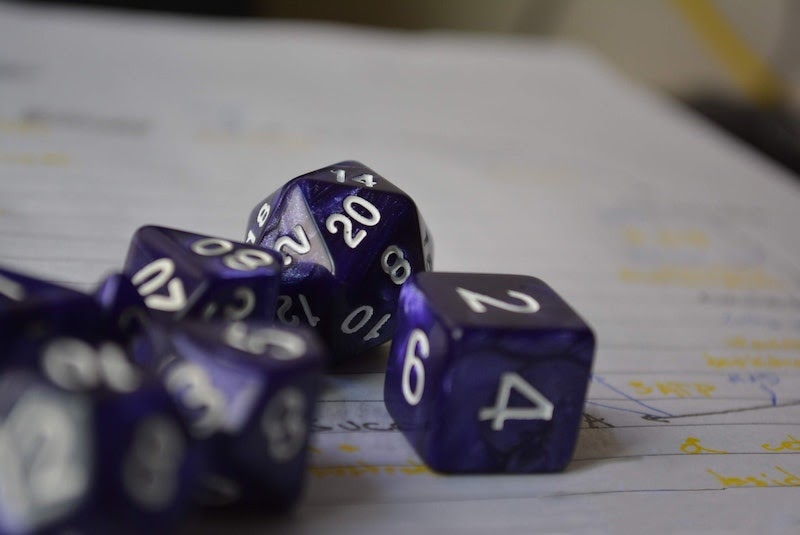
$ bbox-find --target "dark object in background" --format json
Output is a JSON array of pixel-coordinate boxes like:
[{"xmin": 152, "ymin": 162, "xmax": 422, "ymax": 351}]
[
  {"xmin": 688, "ymin": 97, "xmax": 800, "ymax": 179},
  {"xmin": 24, "ymin": 0, "xmax": 256, "ymax": 16}
]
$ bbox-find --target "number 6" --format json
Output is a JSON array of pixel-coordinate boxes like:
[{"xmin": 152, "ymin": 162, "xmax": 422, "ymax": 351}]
[{"xmin": 401, "ymin": 329, "xmax": 429, "ymax": 405}]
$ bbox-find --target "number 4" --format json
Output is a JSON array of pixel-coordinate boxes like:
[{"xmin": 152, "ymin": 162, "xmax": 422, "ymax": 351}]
[{"xmin": 478, "ymin": 373, "xmax": 554, "ymax": 431}]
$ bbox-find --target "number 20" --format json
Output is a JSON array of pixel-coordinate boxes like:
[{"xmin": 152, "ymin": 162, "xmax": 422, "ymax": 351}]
[{"xmin": 325, "ymin": 196, "xmax": 380, "ymax": 248}]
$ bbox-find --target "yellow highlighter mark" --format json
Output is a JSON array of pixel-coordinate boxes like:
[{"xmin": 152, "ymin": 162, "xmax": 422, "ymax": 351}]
[
  {"xmin": 0, "ymin": 152, "xmax": 70, "ymax": 167},
  {"xmin": 708, "ymin": 466, "xmax": 800, "ymax": 488},
  {"xmin": 0, "ymin": 119, "xmax": 49, "ymax": 135},
  {"xmin": 630, "ymin": 380, "xmax": 715, "ymax": 398},
  {"xmin": 623, "ymin": 227, "xmax": 710, "ymax": 249},
  {"xmin": 619, "ymin": 266, "xmax": 784, "ymax": 290},
  {"xmin": 726, "ymin": 337, "xmax": 800, "ymax": 351},
  {"xmin": 338, "ymin": 443, "xmax": 361, "ymax": 453},
  {"xmin": 680, "ymin": 436, "xmax": 728, "ymax": 455},
  {"xmin": 705, "ymin": 353, "xmax": 800, "ymax": 370},
  {"xmin": 309, "ymin": 459, "xmax": 434, "ymax": 479},
  {"xmin": 762, "ymin": 435, "xmax": 800, "ymax": 453}
]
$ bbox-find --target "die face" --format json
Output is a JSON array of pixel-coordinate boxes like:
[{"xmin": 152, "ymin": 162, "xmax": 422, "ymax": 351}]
[
  {"xmin": 0, "ymin": 371, "xmax": 93, "ymax": 534},
  {"xmin": 413, "ymin": 272, "xmax": 592, "ymax": 337},
  {"xmin": 0, "ymin": 267, "xmax": 103, "ymax": 362},
  {"xmin": 384, "ymin": 272, "xmax": 595, "ymax": 474},
  {"xmin": 248, "ymin": 162, "xmax": 431, "ymax": 361},
  {"xmin": 123, "ymin": 226, "xmax": 282, "ymax": 323},
  {"xmin": 94, "ymin": 272, "xmax": 150, "ymax": 346},
  {"xmin": 383, "ymin": 296, "xmax": 451, "ymax": 446},
  {"xmin": 136, "ymin": 320, "xmax": 324, "ymax": 508},
  {"xmin": 429, "ymin": 349, "xmax": 590, "ymax": 473},
  {"xmin": 0, "ymin": 364, "xmax": 197, "ymax": 534}
]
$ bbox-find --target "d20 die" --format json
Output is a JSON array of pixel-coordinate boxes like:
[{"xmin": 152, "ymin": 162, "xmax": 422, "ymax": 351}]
[
  {"xmin": 133, "ymin": 320, "xmax": 325, "ymax": 510},
  {"xmin": 384, "ymin": 272, "xmax": 595, "ymax": 473},
  {"xmin": 0, "ymin": 266, "xmax": 102, "ymax": 363},
  {"xmin": 123, "ymin": 226, "xmax": 282, "ymax": 323},
  {"xmin": 0, "ymin": 343, "xmax": 198, "ymax": 534},
  {"xmin": 245, "ymin": 161, "xmax": 433, "ymax": 362}
]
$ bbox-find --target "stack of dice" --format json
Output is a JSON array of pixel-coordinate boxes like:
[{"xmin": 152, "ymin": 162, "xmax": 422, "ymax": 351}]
[{"xmin": 0, "ymin": 161, "xmax": 594, "ymax": 532}]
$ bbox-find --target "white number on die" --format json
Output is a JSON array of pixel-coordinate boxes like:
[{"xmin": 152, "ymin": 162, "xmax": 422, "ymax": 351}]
[
  {"xmin": 0, "ymin": 389, "xmax": 89, "ymax": 529},
  {"xmin": 261, "ymin": 387, "xmax": 307, "ymax": 462},
  {"xmin": 0, "ymin": 273, "xmax": 25, "ymax": 301},
  {"xmin": 224, "ymin": 322, "xmax": 307, "ymax": 360},
  {"xmin": 340, "ymin": 305, "xmax": 390, "ymax": 341},
  {"xmin": 274, "ymin": 225, "xmax": 311, "ymax": 266},
  {"xmin": 325, "ymin": 196, "xmax": 381, "ymax": 249},
  {"xmin": 131, "ymin": 258, "xmax": 187, "ymax": 312},
  {"xmin": 201, "ymin": 286, "xmax": 256, "ymax": 321},
  {"xmin": 123, "ymin": 415, "xmax": 185, "ymax": 510},
  {"xmin": 331, "ymin": 168, "xmax": 377, "ymax": 188},
  {"xmin": 164, "ymin": 361, "xmax": 226, "ymax": 438},
  {"xmin": 401, "ymin": 329, "xmax": 429, "ymax": 406},
  {"xmin": 478, "ymin": 372, "xmax": 554, "ymax": 430},
  {"xmin": 276, "ymin": 294, "xmax": 320, "ymax": 327},
  {"xmin": 381, "ymin": 245, "xmax": 411, "ymax": 285},
  {"xmin": 191, "ymin": 238, "xmax": 275, "ymax": 271},
  {"xmin": 42, "ymin": 338, "xmax": 141, "ymax": 393},
  {"xmin": 256, "ymin": 202, "xmax": 271, "ymax": 227},
  {"xmin": 456, "ymin": 288, "xmax": 540, "ymax": 314}
]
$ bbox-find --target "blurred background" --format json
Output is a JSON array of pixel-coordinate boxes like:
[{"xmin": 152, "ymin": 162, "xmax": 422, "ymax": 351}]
[{"xmin": 22, "ymin": 0, "xmax": 800, "ymax": 176}]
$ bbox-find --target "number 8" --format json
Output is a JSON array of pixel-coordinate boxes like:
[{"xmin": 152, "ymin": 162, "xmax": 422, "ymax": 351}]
[{"xmin": 381, "ymin": 245, "xmax": 411, "ymax": 285}]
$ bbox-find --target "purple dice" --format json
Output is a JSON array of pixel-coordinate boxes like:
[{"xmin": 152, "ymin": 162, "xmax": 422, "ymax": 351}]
[
  {"xmin": 384, "ymin": 272, "xmax": 595, "ymax": 473},
  {"xmin": 0, "ymin": 349, "xmax": 197, "ymax": 533},
  {"xmin": 0, "ymin": 266, "xmax": 102, "ymax": 363},
  {"xmin": 123, "ymin": 226, "xmax": 282, "ymax": 323},
  {"xmin": 245, "ymin": 161, "xmax": 433, "ymax": 363},
  {"xmin": 132, "ymin": 320, "xmax": 325, "ymax": 510},
  {"xmin": 94, "ymin": 272, "xmax": 151, "ymax": 346}
]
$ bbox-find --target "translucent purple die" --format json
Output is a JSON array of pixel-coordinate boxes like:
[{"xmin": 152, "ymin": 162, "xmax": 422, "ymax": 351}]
[
  {"xmin": 123, "ymin": 226, "xmax": 283, "ymax": 323},
  {"xmin": 94, "ymin": 272, "xmax": 151, "ymax": 347},
  {"xmin": 0, "ymin": 347, "xmax": 197, "ymax": 533},
  {"xmin": 132, "ymin": 320, "xmax": 325, "ymax": 510},
  {"xmin": 384, "ymin": 272, "xmax": 595, "ymax": 473},
  {"xmin": 245, "ymin": 161, "xmax": 433, "ymax": 363},
  {"xmin": 0, "ymin": 266, "xmax": 102, "ymax": 363}
]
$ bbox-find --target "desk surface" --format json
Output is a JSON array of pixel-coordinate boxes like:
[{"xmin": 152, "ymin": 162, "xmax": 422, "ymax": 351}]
[{"xmin": 1, "ymin": 3, "xmax": 799, "ymax": 533}]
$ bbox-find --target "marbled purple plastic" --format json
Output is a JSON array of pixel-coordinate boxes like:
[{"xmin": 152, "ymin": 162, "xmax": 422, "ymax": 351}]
[
  {"xmin": 0, "ymin": 266, "xmax": 102, "ymax": 364},
  {"xmin": 245, "ymin": 161, "xmax": 433, "ymax": 363},
  {"xmin": 94, "ymin": 272, "xmax": 151, "ymax": 347},
  {"xmin": 132, "ymin": 320, "xmax": 325, "ymax": 510},
  {"xmin": 384, "ymin": 272, "xmax": 595, "ymax": 473},
  {"xmin": 123, "ymin": 226, "xmax": 283, "ymax": 323},
  {"xmin": 0, "ymin": 368, "xmax": 198, "ymax": 534}
]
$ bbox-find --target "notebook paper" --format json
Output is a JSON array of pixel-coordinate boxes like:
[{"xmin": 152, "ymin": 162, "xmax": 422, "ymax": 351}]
[{"xmin": 0, "ymin": 3, "xmax": 798, "ymax": 533}]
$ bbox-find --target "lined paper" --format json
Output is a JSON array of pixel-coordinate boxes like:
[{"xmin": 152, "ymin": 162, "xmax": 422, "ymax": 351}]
[{"xmin": 1, "ymin": 3, "xmax": 799, "ymax": 533}]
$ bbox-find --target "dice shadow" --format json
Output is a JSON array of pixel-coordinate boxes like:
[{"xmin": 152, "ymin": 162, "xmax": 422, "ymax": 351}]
[
  {"xmin": 329, "ymin": 341, "xmax": 391, "ymax": 375},
  {"xmin": 566, "ymin": 411, "xmax": 624, "ymax": 473}
]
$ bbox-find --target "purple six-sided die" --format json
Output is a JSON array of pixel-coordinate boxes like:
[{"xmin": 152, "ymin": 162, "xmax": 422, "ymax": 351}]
[
  {"xmin": 123, "ymin": 226, "xmax": 283, "ymax": 323},
  {"xmin": 131, "ymin": 319, "xmax": 325, "ymax": 510},
  {"xmin": 0, "ymin": 345, "xmax": 198, "ymax": 534},
  {"xmin": 384, "ymin": 272, "xmax": 595, "ymax": 473},
  {"xmin": 245, "ymin": 161, "xmax": 433, "ymax": 364}
]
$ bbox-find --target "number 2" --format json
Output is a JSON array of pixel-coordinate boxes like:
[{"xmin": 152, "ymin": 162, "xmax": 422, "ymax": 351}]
[{"xmin": 456, "ymin": 288, "xmax": 540, "ymax": 314}]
